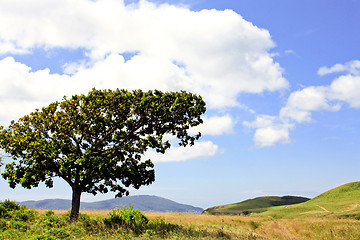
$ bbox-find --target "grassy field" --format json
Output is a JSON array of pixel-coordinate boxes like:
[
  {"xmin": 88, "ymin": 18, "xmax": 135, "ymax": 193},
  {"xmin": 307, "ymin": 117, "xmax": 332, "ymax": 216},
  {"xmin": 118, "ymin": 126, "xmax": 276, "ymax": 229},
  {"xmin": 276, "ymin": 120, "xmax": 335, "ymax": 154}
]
[
  {"xmin": 1, "ymin": 205, "xmax": 360, "ymax": 239},
  {"xmin": 1, "ymin": 182, "xmax": 360, "ymax": 239}
]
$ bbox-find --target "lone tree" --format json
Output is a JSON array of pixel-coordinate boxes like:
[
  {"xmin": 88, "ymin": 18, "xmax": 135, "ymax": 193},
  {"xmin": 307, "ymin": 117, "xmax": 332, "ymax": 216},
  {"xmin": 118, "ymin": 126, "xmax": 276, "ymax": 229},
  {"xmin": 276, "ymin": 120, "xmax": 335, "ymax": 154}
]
[{"xmin": 0, "ymin": 89, "xmax": 206, "ymax": 220}]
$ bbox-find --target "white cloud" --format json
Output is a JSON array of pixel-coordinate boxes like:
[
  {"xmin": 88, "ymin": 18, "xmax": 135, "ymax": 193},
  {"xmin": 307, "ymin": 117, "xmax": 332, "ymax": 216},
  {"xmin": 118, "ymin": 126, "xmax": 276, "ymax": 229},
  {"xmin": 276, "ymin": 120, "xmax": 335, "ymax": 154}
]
[
  {"xmin": 0, "ymin": 0, "xmax": 290, "ymax": 160},
  {"xmin": 252, "ymin": 125, "xmax": 291, "ymax": 147},
  {"xmin": 144, "ymin": 141, "xmax": 218, "ymax": 162},
  {"xmin": 0, "ymin": 0, "xmax": 287, "ymax": 114},
  {"xmin": 318, "ymin": 60, "xmax": 360, "ymax": 76},
  {"xmin": 190, "ymin": 114, "xmax": 236, "ymax": 136},
  {"xmin": 243, "ymin": 115, "xmax": 293, "ymax": 147},
  {"xmin": 285, "ymin": 49, "xmax": 295, "ymax": 55},
  {"xmin": 279, "ymin": 86, "xmax": 341, "ymax": 123},
  {"xmin": 245, "ymin": 60, "xmax": 360, "ymax": 147},
  {"xmin": 328, "ymin": 75, "xmax": 360, "ymax": 108}
]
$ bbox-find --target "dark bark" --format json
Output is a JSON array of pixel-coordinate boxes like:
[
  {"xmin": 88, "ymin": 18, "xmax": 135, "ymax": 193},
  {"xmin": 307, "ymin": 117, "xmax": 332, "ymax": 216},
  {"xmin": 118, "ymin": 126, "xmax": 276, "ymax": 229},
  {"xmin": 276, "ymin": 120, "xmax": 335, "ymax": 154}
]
[{"xmin": 70, "ymin": 187, "xmax": 82, "ymax": 221}]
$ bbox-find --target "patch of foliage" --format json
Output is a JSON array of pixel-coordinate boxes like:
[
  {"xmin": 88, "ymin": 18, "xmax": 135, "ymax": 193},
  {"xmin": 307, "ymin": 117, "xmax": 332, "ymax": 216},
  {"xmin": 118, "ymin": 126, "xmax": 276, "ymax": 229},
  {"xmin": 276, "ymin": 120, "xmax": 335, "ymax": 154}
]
[
  {"xmin": 1, "ymin": 200, "xmax": 236, "ymax": 239},
  {"xmin": 104, "ymin": 205, "xmax": 149, "ymax": 234}
]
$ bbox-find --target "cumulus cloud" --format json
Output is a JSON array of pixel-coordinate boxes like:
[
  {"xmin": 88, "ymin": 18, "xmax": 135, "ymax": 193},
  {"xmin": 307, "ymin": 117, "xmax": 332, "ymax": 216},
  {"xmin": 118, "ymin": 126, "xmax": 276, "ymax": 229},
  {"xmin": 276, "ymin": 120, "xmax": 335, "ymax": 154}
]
[
  {"xmin": 0, "ymin": 0, "xmax": 289, "ymax": 160},
  {"xmin": 144, "ymin": 141, "xmax": 218, "ymax": 162},
  {"xmin": 245, "ymin": 60, "xmax": 360, "ymax": 147},
  {"xmin": 190, "ymin": 114, "xmax": 236, "ymax": 136},
  {"xmin": 279, "ymin": 86, "xmax": 341, "ymax": 123},
  {"xmin": 318, "ymin": 60, "xmax": 360, "ymax": 76},
  {"xmin": 243, "ymin": 115, "xmax": 293, "ymax": 147},
  {"xmin": 0, "ymin": 0, "xmax": 287, "ymax": 109},
  {"xmin": 328, "ymin": 75, "xmax": 360, "ymax": 108}
]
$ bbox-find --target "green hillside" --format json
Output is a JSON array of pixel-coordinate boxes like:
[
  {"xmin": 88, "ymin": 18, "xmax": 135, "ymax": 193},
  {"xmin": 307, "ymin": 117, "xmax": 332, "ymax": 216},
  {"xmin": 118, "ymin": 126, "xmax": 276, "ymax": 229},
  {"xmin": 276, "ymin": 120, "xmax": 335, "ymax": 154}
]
[
  {"xmin": 256, "ymin": 181, "xmax": 360, "ymax": 218},
  {"xmin": 203, "ymin": 196, "xmax": 310, "ymax": 215}
]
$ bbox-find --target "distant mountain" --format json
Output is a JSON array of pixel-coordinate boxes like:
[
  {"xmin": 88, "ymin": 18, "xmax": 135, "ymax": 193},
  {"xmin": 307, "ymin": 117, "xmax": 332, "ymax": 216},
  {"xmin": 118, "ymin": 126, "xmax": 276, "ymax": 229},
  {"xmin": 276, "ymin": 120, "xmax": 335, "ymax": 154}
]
[
  {"xmin": 19, "ymin": 195, "xmax": 203, "ymax": 213},
  {"xmin": 203, "ymin": 195, "xmax": 310, "ymax": 215}
]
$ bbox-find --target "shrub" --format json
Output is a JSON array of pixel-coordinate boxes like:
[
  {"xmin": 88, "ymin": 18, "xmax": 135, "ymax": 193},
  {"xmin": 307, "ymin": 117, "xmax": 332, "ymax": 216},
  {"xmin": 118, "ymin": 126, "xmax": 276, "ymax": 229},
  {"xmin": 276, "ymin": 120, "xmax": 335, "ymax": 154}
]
[
  {"xmin": 44, "ymin": 210, "xmax": 55, "ymax": 217},
  {"xmin": 0, "ymin": 218, "xmax": 7, "ymax": 230},
  {"xmin": 13, "ymin": 208, "xmax": 36, "ymax": 222},
  {"xmin": 8, "ymin": 219, "xmax": 29, "ymax": 231},
  {"xmin": 0, "ymin": 205, "xmax": 8, "ymax": 218},
  {"xmin": 1, "ymin": 199, "xmax": 20, "ymax": 211},
  {"xmin": 40, "ymin": 213, "xmax": 66, "ymax": 228},
  {"xmin": 27, "ymin": 234, "xmax": 60, "ymax": 240},
  {"xmin": 104, "ymin": 205, "xmax": 148, "ymax": 233}
]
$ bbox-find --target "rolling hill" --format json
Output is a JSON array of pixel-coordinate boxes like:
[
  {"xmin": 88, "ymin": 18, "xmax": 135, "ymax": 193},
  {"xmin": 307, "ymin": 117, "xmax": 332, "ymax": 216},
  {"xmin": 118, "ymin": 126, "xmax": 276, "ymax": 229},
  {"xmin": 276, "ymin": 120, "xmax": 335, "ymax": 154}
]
[
  {"xmin": 20, "ymin": 195, "xmax": 203, "ymax": 213},
  {"xmin": 203, "ymin": 195, "xmax": 310, "ymax": 215},
  {"xmin": 204, "ymin": 182, "xmax": 360, "ymax": 217},
  {"xmin": 256, "ymin": 181, "xmax": 360, "ymax": 218}
]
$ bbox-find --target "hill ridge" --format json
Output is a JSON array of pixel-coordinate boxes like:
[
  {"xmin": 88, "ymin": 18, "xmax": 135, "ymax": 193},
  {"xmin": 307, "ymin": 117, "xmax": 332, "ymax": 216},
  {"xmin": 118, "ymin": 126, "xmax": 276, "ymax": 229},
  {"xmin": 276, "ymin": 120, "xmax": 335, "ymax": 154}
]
[
  {"xmin": 309, "ymin": 182, "xmax": 360, "ymax": 203},
  {"xmin": 19, "ymin": 195, "xmax": 203, "ymax": 213},
  {"xmin": 203, "ymin": 195, "xmax": 310, "ymax": 215},
  {"xmin": 255, "ymin": 181, "xmax": 360, "ymax": 218}
]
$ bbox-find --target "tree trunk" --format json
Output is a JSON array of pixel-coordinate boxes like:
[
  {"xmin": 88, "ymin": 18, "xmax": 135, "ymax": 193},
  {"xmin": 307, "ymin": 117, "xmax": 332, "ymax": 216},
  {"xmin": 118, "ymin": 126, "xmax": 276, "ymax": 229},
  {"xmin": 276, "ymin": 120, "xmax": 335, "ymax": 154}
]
[{"xmin": 70, "ymin": 187, "xmax": 82, "ymax": 221}]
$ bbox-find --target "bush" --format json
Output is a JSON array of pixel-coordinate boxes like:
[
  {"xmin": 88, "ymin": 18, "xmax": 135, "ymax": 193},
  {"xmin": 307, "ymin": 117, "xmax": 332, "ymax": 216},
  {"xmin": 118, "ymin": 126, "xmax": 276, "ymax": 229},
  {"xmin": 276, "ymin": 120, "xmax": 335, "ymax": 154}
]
[
  {"xmin": 44, "ymin": 210, "xmax": 55, "ymax": 217},
  {"xmin": 0, "ymin": 200, "xmax": 36, "ymax": 223},
  {"xmin": 40, "ymin": 213, "xmax": 66, "ymax": 228},
  {"xmin": 27, "ymin": 234, "xmax": 60, "ymax": 240},
  {"xmin": 13, "ymin": 208, "xmax": 36, "ymax": 222},
  {"xmin": 104, "ymin": 205, "xmax": 148, "ymax": 233},
  {"xmin": 8, "ymin": 219, "xmax": 29, "ymax": 231},
  {"xmin": 0, "ymin": 205, "xmax": 8, "ymax": 218},
  {"xmin": 0, "ymin": 199, "xmax": 21, "ymax": 212},
  {"xmin": 0, "ymin": 218, "xmax": 7, "ymax": 230}
]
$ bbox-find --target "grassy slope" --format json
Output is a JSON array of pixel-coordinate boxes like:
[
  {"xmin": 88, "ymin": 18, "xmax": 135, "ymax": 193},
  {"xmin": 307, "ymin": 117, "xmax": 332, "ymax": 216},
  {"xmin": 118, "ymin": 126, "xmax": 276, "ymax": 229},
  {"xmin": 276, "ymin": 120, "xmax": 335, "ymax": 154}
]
[
  {"xmin": 256, "ymin": 181, "xmax": 360, "ymax": 218},
  {"xmin": 204, "ymin": 196, "xmax": 310, "ymax": 215}
]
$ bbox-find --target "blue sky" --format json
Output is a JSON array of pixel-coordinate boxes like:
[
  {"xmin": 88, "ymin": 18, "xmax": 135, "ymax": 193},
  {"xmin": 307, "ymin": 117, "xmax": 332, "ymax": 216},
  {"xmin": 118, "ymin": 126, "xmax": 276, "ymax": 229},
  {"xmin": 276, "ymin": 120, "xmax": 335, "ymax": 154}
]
[{"xmin": 1, "ymin": 0, "xmax": 360, "ymax": 209}]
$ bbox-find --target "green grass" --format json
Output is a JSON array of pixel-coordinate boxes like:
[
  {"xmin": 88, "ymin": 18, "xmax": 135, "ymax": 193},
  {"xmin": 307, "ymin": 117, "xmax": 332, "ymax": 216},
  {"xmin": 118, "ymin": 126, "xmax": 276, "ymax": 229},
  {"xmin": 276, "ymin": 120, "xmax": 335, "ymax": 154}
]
[
  {"xmin": 255, "ymin": 181, "xmax": 360, "ymax": 219},
  {"xmin": 2, "ymin": 194, "xmax": 360, "ymax": 240},
  {"xmin": 204, "ymin": 196, "xmax": 310, "ymax": 215},
  {"xmin": 0, "ymin": 200, "xmax": 253, "ymax": 239},
  {"xmin": 309, "ymin": 181, "xmax": 360, "ymax": 210},
  {"xmin": 1, "ymin": 182, "xmax": 360, "ymax": 239},
  {"xmin": 204, "ymin": 182, "xmax": 360, "ymax": 219}
]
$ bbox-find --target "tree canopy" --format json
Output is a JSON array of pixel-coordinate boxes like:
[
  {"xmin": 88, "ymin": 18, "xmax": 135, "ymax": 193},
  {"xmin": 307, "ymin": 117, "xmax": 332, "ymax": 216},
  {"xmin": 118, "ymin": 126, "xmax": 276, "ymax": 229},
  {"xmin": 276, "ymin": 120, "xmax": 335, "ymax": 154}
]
[{"xmin": 0, "ymin": 89, "xmax": 206, "ymax": 220}]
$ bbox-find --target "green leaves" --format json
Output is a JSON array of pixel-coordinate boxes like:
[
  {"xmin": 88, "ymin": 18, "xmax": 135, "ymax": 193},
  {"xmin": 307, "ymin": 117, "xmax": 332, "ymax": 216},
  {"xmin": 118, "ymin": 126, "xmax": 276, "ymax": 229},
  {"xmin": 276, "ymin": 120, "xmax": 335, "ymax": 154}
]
[{"xmin": 0, "ymin": 88, "xmax": 205, "ymax": 219}]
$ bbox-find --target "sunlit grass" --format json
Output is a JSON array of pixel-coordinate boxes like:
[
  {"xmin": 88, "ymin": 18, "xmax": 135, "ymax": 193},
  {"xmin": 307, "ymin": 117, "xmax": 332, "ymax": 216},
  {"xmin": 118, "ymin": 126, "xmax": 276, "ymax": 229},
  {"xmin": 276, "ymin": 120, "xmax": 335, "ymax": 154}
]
[
  {"xmin": 257, "ymin": 217, "xmax": 360, "ymax": 240},
  {"xmin": 255, "ymin": 182, "xmax": 360, "ymax": 219},
  {"xmin": 2, "ymin": 199, "xmax": 360, "ymax": 239}
]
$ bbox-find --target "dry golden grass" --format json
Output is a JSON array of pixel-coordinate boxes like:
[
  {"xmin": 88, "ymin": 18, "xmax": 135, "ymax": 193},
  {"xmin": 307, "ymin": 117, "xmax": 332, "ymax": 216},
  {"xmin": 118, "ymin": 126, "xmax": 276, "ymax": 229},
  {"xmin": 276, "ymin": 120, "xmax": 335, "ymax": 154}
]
[
  {"xmin": 145, "ymin": 212, "xmax": 360, "ymax": 240},
  {"xmin": 32, "ymin": 209, "xmax": 360, "ymax": 239},
  {"xmin": 257, "ymin": 217, "xmax": 360, "ymax": 240},
  {"xmin": 35, "ymin": 209, "xmax": 110, "ymax": 218}
]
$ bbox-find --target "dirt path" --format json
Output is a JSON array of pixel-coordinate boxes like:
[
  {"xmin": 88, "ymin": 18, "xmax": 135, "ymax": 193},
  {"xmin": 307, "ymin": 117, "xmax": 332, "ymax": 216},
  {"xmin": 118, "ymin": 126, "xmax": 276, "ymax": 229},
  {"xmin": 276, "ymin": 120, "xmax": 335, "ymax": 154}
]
[
  {"xmin": 315, "ymin": 205, "xmax": 329, "ymax": 212},
  {"xmin": 342, "ymin": 203, "xmax": 360, "ymax": 212}
]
